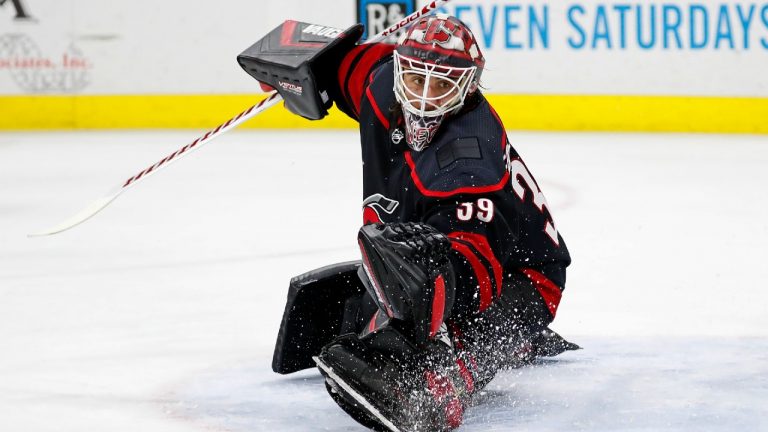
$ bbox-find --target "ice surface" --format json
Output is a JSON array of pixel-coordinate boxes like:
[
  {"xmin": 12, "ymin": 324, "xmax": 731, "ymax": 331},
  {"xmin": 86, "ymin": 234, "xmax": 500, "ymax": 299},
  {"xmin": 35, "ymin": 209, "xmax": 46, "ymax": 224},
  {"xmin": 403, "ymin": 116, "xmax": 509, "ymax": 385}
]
[{"xmin": 1, "ymin": 130, "xmax": 767, "ymax": 431}]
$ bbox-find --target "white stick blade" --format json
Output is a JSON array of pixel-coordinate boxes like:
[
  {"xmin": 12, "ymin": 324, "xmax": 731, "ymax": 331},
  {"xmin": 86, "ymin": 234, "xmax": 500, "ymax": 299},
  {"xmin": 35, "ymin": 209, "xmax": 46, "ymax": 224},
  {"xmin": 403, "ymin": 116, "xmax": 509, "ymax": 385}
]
[
  {"xmin": 313, "ymin": 356, "xmax": 402, "ymax": 432},
  {"xmin": 28, "ymin": 192, "xmax": 121, "ymax": 237}
]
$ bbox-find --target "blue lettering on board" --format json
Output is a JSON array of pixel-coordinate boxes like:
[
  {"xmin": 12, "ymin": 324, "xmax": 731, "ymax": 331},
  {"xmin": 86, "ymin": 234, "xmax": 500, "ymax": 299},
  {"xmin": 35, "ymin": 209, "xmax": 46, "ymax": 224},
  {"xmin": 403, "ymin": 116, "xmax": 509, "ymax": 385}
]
[{"xmin": 568, "ymin": 4, "xmax": 587, "ymax": 49}]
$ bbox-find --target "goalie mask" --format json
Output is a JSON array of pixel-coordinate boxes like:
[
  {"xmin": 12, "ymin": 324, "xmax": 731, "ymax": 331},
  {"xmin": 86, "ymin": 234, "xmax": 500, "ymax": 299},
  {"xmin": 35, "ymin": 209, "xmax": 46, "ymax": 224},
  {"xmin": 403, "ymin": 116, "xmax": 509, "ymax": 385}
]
[{"xmin": 394, "ymin": 15, "xmax": 485, "ymax": 151}]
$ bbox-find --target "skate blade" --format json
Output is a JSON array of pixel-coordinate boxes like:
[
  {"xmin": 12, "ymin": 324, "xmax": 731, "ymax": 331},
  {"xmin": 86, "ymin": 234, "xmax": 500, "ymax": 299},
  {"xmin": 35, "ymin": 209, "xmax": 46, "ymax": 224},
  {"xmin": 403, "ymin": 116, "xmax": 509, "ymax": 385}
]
[{"xmin": 313, "ymin": 356, "xmax": 402, "ymax": 432}]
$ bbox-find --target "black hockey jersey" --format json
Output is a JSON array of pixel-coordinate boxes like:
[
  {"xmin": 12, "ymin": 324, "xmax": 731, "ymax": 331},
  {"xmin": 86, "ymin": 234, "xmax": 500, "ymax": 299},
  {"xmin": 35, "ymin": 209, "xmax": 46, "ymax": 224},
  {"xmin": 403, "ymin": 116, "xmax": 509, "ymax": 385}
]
[{"xmin": 334, "ymin": 44, "xmax": 571, "ymax": 319}]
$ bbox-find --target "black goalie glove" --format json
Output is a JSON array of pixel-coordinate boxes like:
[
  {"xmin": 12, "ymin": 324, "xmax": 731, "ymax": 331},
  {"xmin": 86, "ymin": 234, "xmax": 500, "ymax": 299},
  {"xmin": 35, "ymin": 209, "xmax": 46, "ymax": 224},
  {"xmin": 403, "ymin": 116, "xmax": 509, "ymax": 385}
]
[
  {"xmin": 357, "ymin": 222, "xmax": 456, "ymax": 344},
  {"xmin": 238, "ymin": 21, "xmax": 363, "ymax": 120}
]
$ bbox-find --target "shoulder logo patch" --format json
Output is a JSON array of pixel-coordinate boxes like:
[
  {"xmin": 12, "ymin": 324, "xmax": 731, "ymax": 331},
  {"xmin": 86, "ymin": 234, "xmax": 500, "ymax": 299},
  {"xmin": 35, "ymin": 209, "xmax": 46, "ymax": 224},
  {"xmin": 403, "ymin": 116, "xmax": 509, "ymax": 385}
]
[
  {"xmin": 391, "ymin": 128, "xmax": 404, "ymax": 144},
  {"xmin": 437, "ymin": 137, "xmax": 482, "ymax": 169}
]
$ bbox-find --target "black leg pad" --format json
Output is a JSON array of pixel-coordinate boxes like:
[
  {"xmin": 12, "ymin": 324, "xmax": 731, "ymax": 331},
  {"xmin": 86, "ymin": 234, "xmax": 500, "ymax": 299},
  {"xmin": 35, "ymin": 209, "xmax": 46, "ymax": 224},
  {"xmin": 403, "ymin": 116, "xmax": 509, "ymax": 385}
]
[{"xmin": 272, "ymin": 261, "xmax": 365, "ymax": 374}]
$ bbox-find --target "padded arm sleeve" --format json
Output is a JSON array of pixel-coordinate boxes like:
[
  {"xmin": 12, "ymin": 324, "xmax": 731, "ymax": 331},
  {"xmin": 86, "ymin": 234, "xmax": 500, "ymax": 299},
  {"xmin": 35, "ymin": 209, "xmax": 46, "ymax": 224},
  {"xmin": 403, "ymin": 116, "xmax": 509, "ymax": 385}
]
[
  {"xmin": 334, "ymin": 43, "xmax": 395, "ymax": 121},
  {"xmin": 422, "ymin": 194, "xmax": 566, "ymax": 323},
  {"xmin": 422, "ymin": 195, "xmax": 512, "ymax": 315}
]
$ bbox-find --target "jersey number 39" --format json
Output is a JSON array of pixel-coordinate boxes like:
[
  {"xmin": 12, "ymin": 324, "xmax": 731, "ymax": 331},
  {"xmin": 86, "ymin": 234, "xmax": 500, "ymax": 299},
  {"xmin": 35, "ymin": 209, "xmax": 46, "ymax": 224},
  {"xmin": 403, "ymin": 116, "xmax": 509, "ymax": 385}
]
[{"xmin": 457, "ymin": 198, "xmax": 494, "ymax": 222}]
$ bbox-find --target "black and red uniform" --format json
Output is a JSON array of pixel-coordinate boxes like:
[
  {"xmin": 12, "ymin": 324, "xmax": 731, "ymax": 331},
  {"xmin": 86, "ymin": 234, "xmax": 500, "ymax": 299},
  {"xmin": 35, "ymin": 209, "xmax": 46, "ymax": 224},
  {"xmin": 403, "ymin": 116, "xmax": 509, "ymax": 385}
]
[{"xmin": 334, "ymin": 44, "xmax": 571, "ymax": 377}]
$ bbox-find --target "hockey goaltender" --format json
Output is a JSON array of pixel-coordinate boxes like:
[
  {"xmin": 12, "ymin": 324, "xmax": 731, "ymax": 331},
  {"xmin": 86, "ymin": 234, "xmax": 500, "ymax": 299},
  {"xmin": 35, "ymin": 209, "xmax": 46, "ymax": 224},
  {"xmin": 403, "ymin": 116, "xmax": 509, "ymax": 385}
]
[{"xmin": 238, "ymin": 13, "xmax": 578, "ymax": 432}]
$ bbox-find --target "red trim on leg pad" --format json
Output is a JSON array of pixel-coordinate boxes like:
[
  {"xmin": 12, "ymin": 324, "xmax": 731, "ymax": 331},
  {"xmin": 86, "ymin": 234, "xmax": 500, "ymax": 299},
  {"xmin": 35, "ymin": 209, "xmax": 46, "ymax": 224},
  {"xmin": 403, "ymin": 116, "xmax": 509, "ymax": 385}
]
[
  {"xmin": 455, "ymin": 358, "xmax": 475, "ymax": 394},
  {"xmin": 425, "ymin": 370, "xmax": 464, "ymax": 429}
]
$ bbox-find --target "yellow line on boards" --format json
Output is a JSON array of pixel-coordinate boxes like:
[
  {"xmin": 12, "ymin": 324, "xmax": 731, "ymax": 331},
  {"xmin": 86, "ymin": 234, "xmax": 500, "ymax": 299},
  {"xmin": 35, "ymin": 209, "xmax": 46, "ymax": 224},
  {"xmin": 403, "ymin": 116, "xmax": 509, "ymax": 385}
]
[
  {"xmin": 2, "ymin": 94, "xmax": 767, "ymax": 133},
  {"xmin": 490, "ymin": 94, "xmax": 768, "ymax": 134},
  {"xmin": 0, "ymin": 94, "xmax": 357, "ymax": 130}
]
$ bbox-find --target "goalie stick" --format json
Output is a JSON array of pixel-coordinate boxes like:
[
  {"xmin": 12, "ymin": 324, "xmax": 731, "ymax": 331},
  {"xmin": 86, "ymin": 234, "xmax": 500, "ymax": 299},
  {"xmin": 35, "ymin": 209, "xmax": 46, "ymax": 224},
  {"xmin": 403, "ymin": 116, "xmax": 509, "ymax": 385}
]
[
  {"xmin": 314, "ymin": 356, "xmax": 402, "ymax": 432},
  {"xmin": 29, "ymin": 0, "xmax": 451, "ymax": 237}
]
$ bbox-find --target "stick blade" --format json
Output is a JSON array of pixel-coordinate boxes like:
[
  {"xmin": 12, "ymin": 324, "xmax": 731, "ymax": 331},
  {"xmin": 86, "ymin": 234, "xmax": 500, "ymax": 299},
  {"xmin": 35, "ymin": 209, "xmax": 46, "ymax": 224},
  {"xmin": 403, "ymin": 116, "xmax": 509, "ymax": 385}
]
[
  {"xmin": 28, "ymin": 191, "xmax": 121, "ymax": 237},
  {"xmin": 313, "ymin": 356, "xmax": 402, "ymax": 432}
]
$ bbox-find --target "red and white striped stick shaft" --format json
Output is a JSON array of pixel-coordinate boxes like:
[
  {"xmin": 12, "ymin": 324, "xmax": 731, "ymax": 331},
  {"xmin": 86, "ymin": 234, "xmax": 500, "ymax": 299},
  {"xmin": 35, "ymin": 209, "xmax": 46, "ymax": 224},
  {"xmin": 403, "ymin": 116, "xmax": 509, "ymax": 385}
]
[
  {"xmin": 367, "ymin": 0, "xmax": 449, "ymax": 43},
  {"xmin": 28, "ymin": 92, "xmax": 282, "ymax": 237},
  {"xmin": 29, "ymin": 0, "xmax": 451, "ymax": 237},
  {"xmin": 122, "ymin": 92, "xmax": 280, "ymax": 189}
]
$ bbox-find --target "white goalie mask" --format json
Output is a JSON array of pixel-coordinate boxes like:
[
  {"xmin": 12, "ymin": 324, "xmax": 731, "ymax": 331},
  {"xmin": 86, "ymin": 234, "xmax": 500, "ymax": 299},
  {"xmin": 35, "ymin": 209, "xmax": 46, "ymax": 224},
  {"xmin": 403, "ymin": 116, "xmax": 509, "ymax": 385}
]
[
  {"xmin": 392, "ymin": 14, "xmax": 485, "ymax": 151},
  {"xmin": 394, "ymin": 52, "xmax": 478, "ymax": 151}
]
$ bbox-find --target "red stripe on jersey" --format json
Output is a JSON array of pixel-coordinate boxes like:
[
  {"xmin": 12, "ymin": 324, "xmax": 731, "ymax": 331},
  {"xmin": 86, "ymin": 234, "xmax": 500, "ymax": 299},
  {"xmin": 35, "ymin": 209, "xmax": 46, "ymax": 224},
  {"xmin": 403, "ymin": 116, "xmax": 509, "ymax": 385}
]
[
  {"xmin": 338, "ymin": 43, "xmax": 394, "ymax": 117},
  {"xmin": 521, "ymin": 267, "xmax": 563, "ymax": 317},
  {"xmin": 448, "ymin": 232, "xmax": 503, "ymax": 297},
  {"xmin": 337, "ymin": 45, "xmax": 368, "ymax": 118},
  {"xmin": 405, "ymin": 151, "xmax": 510, "ymax": 198},
  {"xmin": 430, "ymin": 274, "xmax": 446, "ymax": 338},
  {"xmin": 449, "ymin": 241, "xmax": 492, "ymax": 311},
  {"xmin": 365, "ymin": 85, "xmax": 390, "ymax": 129}
]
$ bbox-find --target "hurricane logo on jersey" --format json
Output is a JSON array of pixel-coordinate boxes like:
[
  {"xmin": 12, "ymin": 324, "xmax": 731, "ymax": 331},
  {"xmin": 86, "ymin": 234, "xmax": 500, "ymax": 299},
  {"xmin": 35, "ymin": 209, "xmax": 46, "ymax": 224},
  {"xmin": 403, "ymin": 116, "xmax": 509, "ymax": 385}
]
[{"xmin": 362, "ymin": 193, "xmax": 399, "ymax": 224}]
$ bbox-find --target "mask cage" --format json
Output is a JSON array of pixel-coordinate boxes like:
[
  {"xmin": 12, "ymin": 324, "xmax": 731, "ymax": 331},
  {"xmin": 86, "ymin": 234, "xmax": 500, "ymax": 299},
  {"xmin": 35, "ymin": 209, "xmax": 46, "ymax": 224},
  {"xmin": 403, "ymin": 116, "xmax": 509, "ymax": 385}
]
[{"xmin": 393, "ymin": 51, "xmax": 478, "ymax": 119}]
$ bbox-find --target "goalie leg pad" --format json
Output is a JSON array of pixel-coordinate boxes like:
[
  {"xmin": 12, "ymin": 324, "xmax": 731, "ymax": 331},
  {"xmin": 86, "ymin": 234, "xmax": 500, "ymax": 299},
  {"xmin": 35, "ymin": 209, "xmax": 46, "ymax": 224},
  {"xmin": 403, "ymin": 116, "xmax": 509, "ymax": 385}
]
[
  {"xmin": 316, "ymin": 328, "xmax": 470, "ymax": 432},
  {"xmin": 272, "ymin": 261, "xmax": 365, "ymax": 374}
]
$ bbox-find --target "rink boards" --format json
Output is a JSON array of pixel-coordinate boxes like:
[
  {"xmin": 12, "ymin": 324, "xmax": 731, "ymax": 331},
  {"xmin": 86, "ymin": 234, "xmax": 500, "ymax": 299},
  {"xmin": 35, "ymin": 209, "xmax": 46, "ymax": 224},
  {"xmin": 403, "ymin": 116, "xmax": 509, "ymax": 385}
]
[{"xmin": 2, "ymin": 0, "xmax": 767, "ymax": 132}]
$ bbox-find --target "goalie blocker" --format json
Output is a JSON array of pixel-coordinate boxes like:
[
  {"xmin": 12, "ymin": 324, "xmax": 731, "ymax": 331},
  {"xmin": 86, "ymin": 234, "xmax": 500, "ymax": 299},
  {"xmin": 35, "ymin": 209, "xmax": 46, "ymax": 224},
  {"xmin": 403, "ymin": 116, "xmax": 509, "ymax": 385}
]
[{"xmin": 237, "ymin": 21, "xmax": 363, "ymax": 120}]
